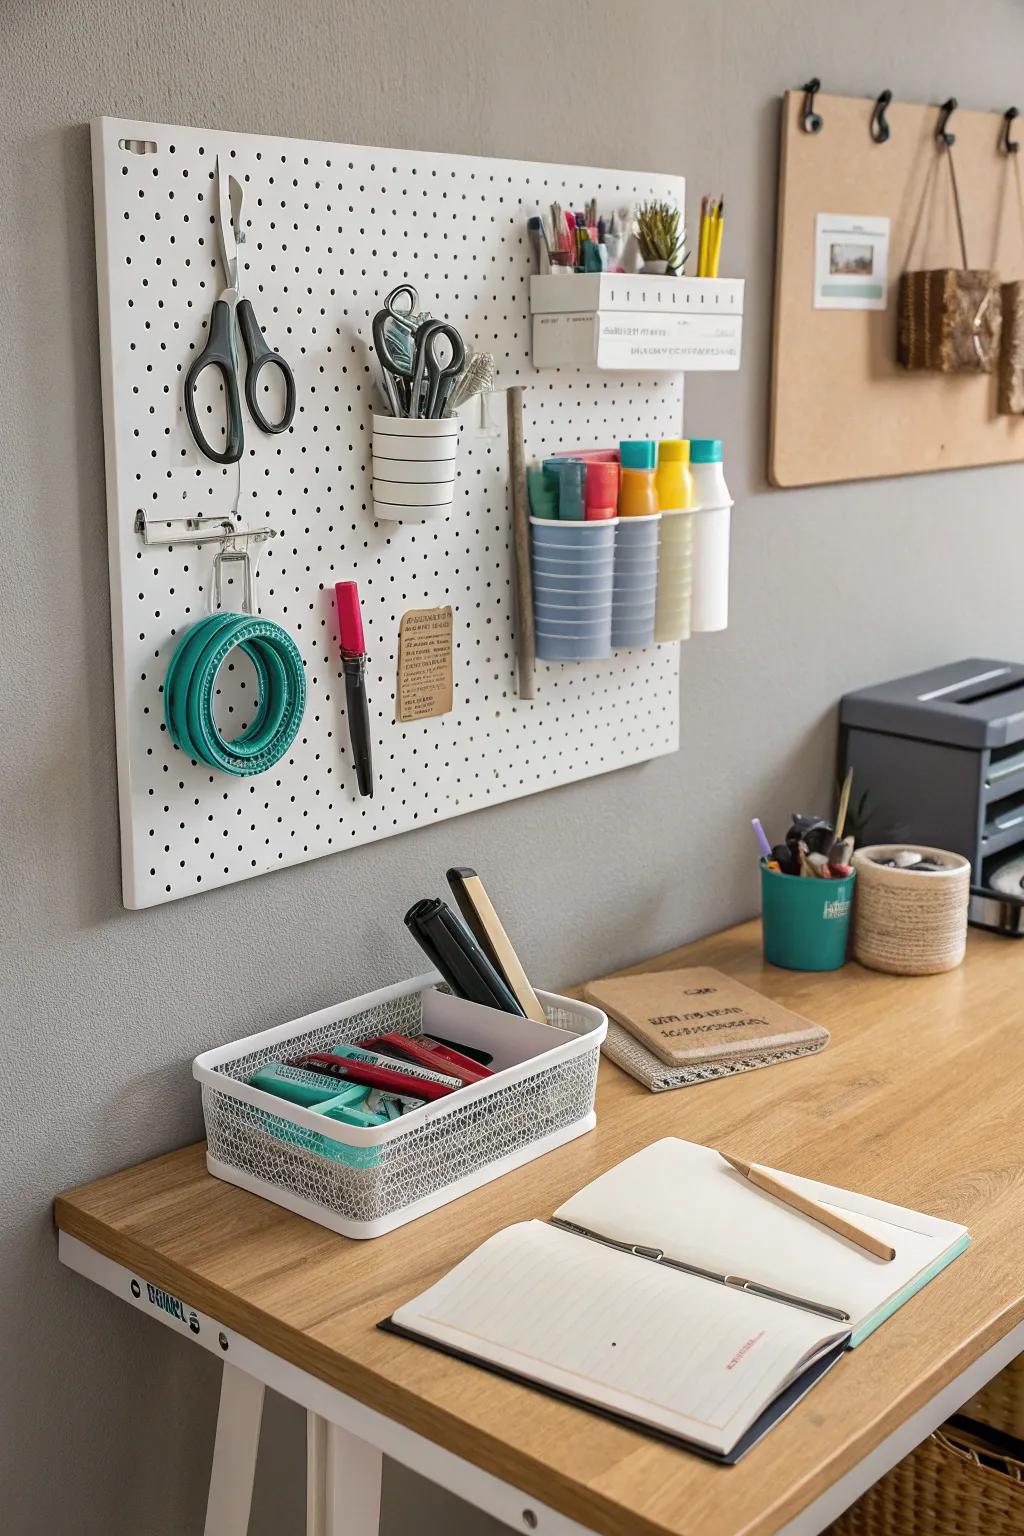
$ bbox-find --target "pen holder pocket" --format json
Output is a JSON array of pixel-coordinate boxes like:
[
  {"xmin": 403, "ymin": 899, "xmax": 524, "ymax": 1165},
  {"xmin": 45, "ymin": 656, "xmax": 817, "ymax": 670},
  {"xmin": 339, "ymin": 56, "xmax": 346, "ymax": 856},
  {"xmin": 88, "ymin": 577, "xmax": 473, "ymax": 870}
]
[
  {"xmin": 654, "ymin": 510, "xmax": 693, "ymax": 643},
  {"xmin": 761, "ymin": 863, "xmax": 855, "ymax": 972},
  {"xmin": 372, "ymin": 415, "xmax": 461, "ymax": 523},
  {"xmin": 612, "ymin": 514, "xmax": 660, "ymax": 649},
  {"xmin": 531, "ymin": 518, "xmax": 615, "ymax": 661}
]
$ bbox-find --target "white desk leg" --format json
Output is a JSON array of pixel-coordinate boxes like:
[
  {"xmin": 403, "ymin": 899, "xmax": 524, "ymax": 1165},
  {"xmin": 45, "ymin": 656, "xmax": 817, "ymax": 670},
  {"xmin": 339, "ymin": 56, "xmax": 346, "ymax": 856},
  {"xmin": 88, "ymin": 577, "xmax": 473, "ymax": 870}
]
[
  {"xmin": 204, "ymin": 1362, "xmax": 265, "ymax": 1536},
  {"xmin": 307, "ymin": 1411, "xmax": 328, "ymax": 1536},
  {"xmin": 307, "ymin": 1412, "xmax": 383, "ymax": 1536}
]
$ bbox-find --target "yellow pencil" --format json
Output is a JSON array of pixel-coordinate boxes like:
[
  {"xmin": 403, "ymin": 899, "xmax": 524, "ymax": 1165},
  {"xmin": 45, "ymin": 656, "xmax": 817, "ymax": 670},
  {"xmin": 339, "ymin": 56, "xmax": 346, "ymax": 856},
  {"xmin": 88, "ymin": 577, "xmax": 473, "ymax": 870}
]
[
  {"xmin": 697, "ymin": 195, "xmax": 710, "ymax": 277},
  {"xmin": 710, "ymin": 196, "xmax": 725, "ymax": 278}
]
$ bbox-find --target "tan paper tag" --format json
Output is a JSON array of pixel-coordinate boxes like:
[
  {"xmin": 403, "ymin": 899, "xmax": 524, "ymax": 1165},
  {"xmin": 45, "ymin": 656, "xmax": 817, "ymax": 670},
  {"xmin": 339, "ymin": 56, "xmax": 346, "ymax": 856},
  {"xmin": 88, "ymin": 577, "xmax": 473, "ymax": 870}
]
[
  {"xmin": 583, "ymin": 966, "xmax": 825, "ymax": 1067},
  {"xmin": 397, "ymin": 607, "xmax": 454, "ymax": 722}
]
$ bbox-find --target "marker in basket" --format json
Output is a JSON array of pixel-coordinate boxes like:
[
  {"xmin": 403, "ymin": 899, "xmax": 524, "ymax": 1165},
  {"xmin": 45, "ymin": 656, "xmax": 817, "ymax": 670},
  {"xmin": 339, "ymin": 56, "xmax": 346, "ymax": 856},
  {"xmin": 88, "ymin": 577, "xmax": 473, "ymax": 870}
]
[
  {"xmin": 445, "ymin": 867, "xmax": 546, "ymax": 1022},
  {"xmin": 320, "ymin": 1088, "xmax": 401, "ymax": 1127},
  {"xmin": 425, "ymin": 1035, "xmax": 494, "ymax": 1068},
  {"xmin": 248, "ymin": 1062, "xmax": 358, "ymax": 1108},
  {"xmin": 327, "ymin": 1041, "xmax": 462, "ymax": 1091},
  {"xmin": 360, "ymin": 1032, "xmax": 492, "ymax": 1086},
  {"xmin": 290, "ymin": 1050, "xmax": 454, "ymax": 1102},
  {"xmin": 335, "ymin": 580, "xmax": 374, "ymax": 798},
  {"xmin": 404, "ymin": 897, "xmax": 527, "ymax": 1017},
  {"xmin": 246, "ymin": 1065, "xmax": 415, "ymax": 1126}
]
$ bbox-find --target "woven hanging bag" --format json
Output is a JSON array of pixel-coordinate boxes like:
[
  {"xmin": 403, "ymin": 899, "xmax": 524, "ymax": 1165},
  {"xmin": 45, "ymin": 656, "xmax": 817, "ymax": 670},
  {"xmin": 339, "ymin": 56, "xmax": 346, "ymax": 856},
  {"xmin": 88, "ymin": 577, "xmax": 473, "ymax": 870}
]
[{"xmin": 898, "ymin": 141, "xmax": 1001, "ymax": 373}]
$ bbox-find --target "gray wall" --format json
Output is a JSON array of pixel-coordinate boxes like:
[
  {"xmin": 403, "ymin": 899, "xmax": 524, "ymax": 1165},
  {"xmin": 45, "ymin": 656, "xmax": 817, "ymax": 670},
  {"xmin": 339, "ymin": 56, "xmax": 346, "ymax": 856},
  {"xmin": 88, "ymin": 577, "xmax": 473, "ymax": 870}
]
[{"xmin": 3, "ymin": 1, "xmax": 1022, "ymax": 1530}]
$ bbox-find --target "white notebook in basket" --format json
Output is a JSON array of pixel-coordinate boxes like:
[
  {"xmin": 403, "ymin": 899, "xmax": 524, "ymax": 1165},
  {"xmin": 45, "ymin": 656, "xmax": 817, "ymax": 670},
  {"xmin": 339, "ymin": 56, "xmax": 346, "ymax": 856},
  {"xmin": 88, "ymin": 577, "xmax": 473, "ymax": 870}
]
[{"xmin": 384, "ymin": 1139, "xmax": 969, "ymax": 1461}]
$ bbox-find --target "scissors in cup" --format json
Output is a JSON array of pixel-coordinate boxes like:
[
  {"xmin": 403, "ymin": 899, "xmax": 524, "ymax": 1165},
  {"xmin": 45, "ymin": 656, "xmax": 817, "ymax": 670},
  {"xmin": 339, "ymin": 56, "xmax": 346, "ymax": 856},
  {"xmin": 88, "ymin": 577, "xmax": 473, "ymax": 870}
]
[
  {"xmin": 375, "ymin": 310, "xmax": 466, "ymax": 419},
  {"xmin": 184, "ymin": 157, "xmax": 296, "ymax": 464},
  {"xmin": 411, "ymin": 322, "xmax": 466, "ymax": 419},
  {"xmin": 381, "ymin": 282, "xmax": 422, "ymax": 335}
]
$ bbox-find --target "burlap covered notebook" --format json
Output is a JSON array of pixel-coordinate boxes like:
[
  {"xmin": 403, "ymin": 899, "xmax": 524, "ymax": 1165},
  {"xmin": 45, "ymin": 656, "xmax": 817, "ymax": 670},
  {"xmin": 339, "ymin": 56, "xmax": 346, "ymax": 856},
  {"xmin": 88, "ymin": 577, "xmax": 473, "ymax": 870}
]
[{"xmin": 584, "ymin": 967, "xmax": 830, "ymax": 1093}]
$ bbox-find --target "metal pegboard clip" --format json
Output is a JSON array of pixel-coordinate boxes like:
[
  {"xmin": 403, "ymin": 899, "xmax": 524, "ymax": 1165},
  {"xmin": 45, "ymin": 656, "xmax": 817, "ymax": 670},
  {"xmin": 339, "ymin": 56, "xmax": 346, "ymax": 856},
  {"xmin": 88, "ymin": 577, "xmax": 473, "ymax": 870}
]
[{"xmin": 133, "ymin": 512, "xmax": 276, "ymax": 548}]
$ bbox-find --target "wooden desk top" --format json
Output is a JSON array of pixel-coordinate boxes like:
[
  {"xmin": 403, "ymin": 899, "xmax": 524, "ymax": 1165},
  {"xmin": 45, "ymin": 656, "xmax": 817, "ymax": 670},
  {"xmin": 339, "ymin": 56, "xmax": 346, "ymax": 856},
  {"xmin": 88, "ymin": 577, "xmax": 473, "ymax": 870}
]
[{"xmin": 55, "ymin": 923, "xmax": 1024, "ymax": 1536}]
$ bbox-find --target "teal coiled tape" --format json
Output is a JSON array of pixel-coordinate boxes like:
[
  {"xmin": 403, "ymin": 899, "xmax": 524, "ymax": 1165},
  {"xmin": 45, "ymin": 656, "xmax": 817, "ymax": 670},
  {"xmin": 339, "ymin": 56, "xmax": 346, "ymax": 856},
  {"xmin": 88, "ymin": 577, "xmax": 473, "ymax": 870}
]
[{"xmin": 164, "ymin": 611, "xmax": 306, "ymax": 776}]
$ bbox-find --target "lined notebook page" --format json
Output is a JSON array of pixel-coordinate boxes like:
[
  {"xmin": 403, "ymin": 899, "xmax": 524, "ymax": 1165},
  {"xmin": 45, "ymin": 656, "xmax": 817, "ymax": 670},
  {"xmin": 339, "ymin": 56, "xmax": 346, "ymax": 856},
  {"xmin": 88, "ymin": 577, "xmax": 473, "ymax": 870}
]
[
  {"xmin": 392, "ymin": 1220, "xmax": 843, "ymax": 1452},
  {"xmin": 555, "ymin": 1139, "xmax": 967, "ymax": 1329}
]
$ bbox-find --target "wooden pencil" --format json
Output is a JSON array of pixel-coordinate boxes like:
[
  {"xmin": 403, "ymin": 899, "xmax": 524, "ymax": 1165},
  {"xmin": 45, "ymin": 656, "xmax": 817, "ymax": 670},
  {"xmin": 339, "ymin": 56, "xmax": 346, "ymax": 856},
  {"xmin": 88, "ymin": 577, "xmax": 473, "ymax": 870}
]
[
  {"xmin": 718, "ymin": 1150, "xmax": 896, "ymax": 1262},
  {"xmin": 709, "ymin": 196, "xmax": 724, "ymax": 277},
  {"xmin": 698, "ymin": 195, "xmax": 710, "ymax": 277},
  {"xmin": 835, "ymin": 767, "xmax": 854, "ymax": 841}
]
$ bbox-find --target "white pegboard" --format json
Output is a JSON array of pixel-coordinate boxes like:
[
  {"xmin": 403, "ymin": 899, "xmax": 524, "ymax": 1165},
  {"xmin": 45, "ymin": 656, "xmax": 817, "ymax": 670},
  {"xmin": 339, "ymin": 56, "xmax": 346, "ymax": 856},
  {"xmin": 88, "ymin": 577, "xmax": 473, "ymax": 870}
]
[{"xmin": 91, "ymin": 117, "xmax": 685, "ymax": 908}]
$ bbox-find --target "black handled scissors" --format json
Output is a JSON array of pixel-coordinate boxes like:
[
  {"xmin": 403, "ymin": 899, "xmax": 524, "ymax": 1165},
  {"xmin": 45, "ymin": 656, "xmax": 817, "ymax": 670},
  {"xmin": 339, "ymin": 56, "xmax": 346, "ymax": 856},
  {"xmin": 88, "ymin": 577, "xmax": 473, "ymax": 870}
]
[
  {"xmin": 374, "ymin": 300, "xmax": 466, "ymax": 420},
  {"xmin": 373, "ymin": 309, "xmax": 415, "ymax": 418},
  {"xmin": 412, "ymin": 322, "xmax": 466, "ymax": 419},
  {"xmin": 184, "ymin": 159, "xmax": 296, "ymax": 464}
]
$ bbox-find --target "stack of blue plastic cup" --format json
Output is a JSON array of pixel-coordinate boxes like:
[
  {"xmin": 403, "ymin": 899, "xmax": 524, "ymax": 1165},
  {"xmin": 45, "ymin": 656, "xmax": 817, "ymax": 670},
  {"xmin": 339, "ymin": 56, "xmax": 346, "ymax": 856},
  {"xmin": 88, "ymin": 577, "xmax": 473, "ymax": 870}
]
[
  {"xmin": 531, "ymin": 519, "xmax": 615, "ymax": 660},
  {"xmin": 612, "ymin": 515, "xmax": 660, "ymax": 648}
]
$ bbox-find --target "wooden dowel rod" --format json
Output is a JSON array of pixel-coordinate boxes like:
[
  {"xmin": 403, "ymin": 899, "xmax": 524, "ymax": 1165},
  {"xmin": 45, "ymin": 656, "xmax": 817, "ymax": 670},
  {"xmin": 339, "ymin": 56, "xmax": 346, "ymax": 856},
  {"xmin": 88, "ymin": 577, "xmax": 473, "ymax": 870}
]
[{"xmin": 507, "ymin": 385, "xmax": 535, "ymax": 700}]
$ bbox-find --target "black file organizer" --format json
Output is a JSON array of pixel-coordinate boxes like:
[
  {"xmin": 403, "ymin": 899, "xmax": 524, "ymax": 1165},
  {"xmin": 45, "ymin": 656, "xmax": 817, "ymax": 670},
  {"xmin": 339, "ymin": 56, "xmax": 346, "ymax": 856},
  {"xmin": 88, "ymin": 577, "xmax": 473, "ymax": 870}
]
[{"xmin": 839, "ymin": 658, "xmax": 1024, "ymax": 934}]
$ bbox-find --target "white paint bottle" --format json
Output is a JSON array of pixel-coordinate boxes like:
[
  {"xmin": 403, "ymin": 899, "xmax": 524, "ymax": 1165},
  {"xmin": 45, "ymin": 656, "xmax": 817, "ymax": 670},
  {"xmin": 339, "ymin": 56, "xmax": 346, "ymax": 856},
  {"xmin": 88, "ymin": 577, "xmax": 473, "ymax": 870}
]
[{"xmin": 689, "ymin": 439, "xmax": 733, "ymax": 632}]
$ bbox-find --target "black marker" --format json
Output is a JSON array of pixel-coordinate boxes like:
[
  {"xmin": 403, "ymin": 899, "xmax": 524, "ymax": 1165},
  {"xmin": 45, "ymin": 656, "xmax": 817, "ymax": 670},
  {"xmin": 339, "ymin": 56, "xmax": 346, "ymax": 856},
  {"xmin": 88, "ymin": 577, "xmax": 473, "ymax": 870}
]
[{"xmin": 336, "ymin": 581, "xmax": 373, "ymax": 797}]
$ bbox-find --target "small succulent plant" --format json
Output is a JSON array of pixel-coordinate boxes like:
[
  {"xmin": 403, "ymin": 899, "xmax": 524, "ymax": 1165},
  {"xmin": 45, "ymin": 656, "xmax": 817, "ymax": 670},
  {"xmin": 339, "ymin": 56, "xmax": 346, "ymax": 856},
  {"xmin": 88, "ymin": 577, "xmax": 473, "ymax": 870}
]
[{"xmin": 634, "ymin": 201, "xmax": 687, "ymax": 274}]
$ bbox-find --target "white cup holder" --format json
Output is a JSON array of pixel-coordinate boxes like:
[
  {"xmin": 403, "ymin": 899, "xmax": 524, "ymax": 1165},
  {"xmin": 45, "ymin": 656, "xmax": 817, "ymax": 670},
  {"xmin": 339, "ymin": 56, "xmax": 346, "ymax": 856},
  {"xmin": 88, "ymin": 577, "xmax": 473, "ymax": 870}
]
[{"xmin": 372, "ymin": 415, "xmax": 461, "ymax": 523}]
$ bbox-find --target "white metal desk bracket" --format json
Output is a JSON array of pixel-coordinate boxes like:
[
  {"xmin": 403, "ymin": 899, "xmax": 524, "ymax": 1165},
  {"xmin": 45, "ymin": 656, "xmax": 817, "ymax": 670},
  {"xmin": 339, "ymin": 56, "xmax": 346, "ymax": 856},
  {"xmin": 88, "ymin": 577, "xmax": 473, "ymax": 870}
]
[
  {"xmin": 59, "ymin": 1232, "xmax": 592, "ymax": 1536},
  {"xmin": 59, "ymin": 1231, "xmax": 1024, "ymax": 1536}
]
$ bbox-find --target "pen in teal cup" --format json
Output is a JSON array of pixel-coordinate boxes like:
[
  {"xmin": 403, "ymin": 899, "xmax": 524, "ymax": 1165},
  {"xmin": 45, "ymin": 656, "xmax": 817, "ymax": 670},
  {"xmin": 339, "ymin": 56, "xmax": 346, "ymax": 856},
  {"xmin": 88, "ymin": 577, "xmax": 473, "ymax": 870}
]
[{"xmin": 752, "ymin": 819, "xmax": 774, "ymax": 861}]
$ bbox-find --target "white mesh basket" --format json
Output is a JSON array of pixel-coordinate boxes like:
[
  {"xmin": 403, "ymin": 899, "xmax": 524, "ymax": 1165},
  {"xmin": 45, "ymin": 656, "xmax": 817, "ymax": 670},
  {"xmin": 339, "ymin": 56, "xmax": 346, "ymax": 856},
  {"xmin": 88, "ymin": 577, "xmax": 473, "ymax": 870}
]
[{"xmin": 194, "ymin": 972, "xmax": 607, "ymax": 1238}]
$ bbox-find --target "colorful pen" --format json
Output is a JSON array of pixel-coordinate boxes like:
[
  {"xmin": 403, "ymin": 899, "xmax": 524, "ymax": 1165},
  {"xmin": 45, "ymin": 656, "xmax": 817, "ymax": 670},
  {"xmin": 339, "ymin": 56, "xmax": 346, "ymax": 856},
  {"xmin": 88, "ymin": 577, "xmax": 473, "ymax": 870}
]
[
  {"xmin": 752, "ymin": 817, "xmax": 782, "ymax": 872},
  {"xmin": 360, "ymin": 1031, "xmax": 492, "ymax": 1086},
  {"xmin": 291, "ymin": 1050, "xmax": 449, "ymax": 1102},
  {"xmin": 335, "ymin": 581, "xmax": 373, "ymax": 798},
  {"xmin": 327, "ymin": 1041, "xmax": 461, "ymax": 1091}
]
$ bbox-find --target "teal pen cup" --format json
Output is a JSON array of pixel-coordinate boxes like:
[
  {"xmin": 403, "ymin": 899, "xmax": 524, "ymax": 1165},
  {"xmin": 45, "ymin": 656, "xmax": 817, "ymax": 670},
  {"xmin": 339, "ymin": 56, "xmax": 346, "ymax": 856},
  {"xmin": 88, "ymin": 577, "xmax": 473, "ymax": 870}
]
[{"xmin": 760, "ymin": 864, "xmax": 856, "ymax": 971}]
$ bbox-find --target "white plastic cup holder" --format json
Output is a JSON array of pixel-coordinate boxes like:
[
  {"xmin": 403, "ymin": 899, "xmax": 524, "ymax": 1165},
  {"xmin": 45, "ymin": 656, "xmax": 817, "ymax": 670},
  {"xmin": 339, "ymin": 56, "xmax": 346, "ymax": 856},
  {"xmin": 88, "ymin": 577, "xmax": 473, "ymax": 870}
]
[
  {"xmin": 372, "ymin": 414, "xmax": 461, "ymax": 523},
  {"xmin": 371, "ymin": 456, "xmax": 457, "ymax": 484}
]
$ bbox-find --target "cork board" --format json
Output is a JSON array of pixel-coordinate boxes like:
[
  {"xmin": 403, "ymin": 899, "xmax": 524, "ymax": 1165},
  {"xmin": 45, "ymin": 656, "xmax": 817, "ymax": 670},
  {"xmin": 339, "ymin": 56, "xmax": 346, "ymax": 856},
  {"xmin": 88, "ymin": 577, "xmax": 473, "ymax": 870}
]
[{"xmin": 770, "ymin": 89, "xmax": 1024, "ymax": 486}]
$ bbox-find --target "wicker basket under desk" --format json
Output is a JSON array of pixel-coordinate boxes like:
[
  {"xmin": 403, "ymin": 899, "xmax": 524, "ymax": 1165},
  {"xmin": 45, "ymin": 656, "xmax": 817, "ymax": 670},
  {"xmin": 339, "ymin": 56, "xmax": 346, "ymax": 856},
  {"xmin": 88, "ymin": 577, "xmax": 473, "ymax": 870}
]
[
  {"xmin": 962, "ymin": 1354, "xmax": 1024, "ymax": 1439},
  {"xmin": 827, "ymin": 1416, "xmax": 1024, "ymax": 1536}
]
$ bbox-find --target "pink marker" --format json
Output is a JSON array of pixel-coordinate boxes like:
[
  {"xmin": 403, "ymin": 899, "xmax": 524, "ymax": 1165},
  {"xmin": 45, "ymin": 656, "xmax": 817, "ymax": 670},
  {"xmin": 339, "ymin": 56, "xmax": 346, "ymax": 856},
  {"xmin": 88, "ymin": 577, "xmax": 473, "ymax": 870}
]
[{"xmin": 335, "ymin": 582, "xmax": 373, "ymax": 798}]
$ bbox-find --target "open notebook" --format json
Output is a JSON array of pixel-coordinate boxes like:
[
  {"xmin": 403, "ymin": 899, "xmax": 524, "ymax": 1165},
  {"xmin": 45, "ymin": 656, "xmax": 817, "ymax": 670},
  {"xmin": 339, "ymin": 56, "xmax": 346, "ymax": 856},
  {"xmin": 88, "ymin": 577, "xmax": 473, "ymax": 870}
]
[{"xmin": 383, "ymin": 1139, "xmax": 969, "ymax": 1461}]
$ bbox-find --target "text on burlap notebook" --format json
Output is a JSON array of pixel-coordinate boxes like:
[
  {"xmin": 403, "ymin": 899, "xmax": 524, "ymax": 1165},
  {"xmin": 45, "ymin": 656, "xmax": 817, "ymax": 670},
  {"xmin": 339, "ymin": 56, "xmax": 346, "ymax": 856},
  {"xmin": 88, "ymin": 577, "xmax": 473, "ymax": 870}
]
[{"xmin": 583, "ymin": 967, "xmax": 827, "ymax": 1068}]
